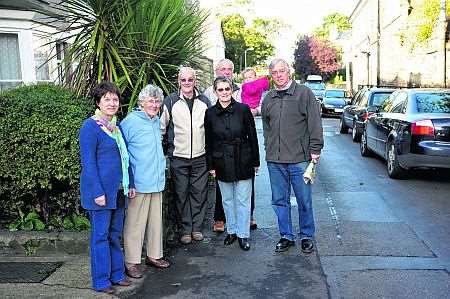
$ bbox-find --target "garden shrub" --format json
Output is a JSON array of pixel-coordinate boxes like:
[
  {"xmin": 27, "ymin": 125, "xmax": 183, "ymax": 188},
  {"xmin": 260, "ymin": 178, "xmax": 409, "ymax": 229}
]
[{"xmin": 0, "ymin": 84, "xmax": 93, "ymax": 230}]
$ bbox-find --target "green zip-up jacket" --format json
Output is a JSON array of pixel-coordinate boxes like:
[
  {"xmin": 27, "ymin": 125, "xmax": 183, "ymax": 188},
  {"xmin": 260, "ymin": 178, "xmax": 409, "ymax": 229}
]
[{"xmin": 261, "ymin": 81, "xmax": 323, "ymax": 163}]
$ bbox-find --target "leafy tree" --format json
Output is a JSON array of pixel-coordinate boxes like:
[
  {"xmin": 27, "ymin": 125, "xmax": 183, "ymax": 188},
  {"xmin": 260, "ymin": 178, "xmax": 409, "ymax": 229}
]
[
  {"xmin": 293, "ymin": 36, "xmax": 340, "ymax": 81},
  {"xmin": 221, "ymin": 15, "xmax": 279, "ymax": 70},
  {"xmin": 221, "ymin": 14, "xmax": 247, "ymax": 70},
  {"xmin": 313, "ymin": 13, "xmax": 351, "ymax": 40},
  {"xmin": 293, "ymin": 36, "xmax": 319, "ymax": 81}
]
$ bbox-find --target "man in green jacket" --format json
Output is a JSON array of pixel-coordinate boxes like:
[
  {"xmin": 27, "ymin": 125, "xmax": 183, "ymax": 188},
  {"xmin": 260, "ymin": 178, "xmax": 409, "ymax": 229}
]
[{"xmin": 261, "ymin": 58, "xmax": 323, "ymax": 253}]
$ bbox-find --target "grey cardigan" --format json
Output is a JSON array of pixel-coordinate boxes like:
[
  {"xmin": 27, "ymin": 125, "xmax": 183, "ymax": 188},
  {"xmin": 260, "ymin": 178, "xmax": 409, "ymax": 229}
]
[{"xmin": 261, "ymin": 81, "xmax": 324, "ymax": 163}]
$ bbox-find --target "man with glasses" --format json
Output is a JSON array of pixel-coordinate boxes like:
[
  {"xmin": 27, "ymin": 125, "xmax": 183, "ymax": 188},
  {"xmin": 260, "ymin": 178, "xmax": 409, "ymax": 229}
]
[
  {"xmin": 160, "ymin": 66, "xmax": 211, "ymax": 244},
  {"xmin": 261, "ymin": 58, "xmax": 323, "ymax": 254}
]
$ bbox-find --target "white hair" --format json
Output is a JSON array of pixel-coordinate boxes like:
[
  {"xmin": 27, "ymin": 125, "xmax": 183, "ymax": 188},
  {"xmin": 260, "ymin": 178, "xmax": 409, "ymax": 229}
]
[{"xmin": 138, "ymin": 84, "xmax": 164, "ymax": 106}]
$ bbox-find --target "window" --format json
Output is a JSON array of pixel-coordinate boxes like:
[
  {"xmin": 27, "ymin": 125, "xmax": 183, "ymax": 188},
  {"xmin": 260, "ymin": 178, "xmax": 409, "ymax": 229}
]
[
  {"xmin": 416, "ymin": 93, "xmax": 450, "ymax": 113},
  {"xmin": 325, "ymin": 90, "xmax": 345, "ymax": 98},
  {"xmin": 56, "ymin": 41, "xmax": 69, "ymax": 84},
  {"xmin": 370, "ymin": 92, "xmax": 393, "ymax": 107},
  {"xmin": 390, "ymin": 92, "xmax": 408, "ymax": 113},
  {"xmin": 359, "ymin": 91, "xmax": 369, "ymax": 107},
  {"xmin": 0, "ymin": 33, "xmax": 22, "ymax": 90},
  {"xmin": 34, "ymin": 50, "xmax": 50, "ymax": 81}
]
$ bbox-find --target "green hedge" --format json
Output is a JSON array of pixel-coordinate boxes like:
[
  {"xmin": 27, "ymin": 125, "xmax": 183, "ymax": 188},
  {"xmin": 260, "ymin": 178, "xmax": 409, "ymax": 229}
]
[{"xmin": 0, "ymin": 84, "xmax": 93, "ymax": 230}]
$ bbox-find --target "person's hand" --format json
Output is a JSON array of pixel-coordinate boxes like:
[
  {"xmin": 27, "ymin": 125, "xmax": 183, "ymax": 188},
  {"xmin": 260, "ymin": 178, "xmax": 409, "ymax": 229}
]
[
  {"xmin": 128, "ymin": 188, "xmax": 136, "ymax": 199},
  {"xmin": 254, "ymin": 167, "xmax": 259, "ymax": 174},
  {"xmin": 251, "ymin": 108, "xmax": 258, "ymax": 117},
  {"xmin": 311, "ymin": 153, "xmax": 320, "ymax": 163},
  {"xmin": 94, "ymin": 195, "xmax": 106, "ymax": 206},
  {"xmin": 209, "ymin": 170, "xmax": 216, "ymax": 177}
]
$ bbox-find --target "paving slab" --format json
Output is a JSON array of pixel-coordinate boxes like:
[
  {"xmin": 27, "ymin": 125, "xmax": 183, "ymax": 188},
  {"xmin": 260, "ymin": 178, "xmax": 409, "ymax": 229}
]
[
  {"xmin": 316, "ymin": 221, "xmax": 434, "ymax": 257},
  {"xmin": 327, "ymin": 269, "xmax": 450, "ymax": 299}
]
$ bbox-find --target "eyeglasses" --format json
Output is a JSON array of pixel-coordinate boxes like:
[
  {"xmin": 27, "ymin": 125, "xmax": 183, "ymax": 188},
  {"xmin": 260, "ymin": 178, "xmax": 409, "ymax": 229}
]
[
  {"xmin": 180, "ymin": 78, "xmax": 194, "ymax": 83},
  {"xmin": 144, "ymin": 99, "xmax": 161, "ymax": 105},
  {"xmin": 216, "ymin": 87, "xmax": 231, "ymax": 92}
]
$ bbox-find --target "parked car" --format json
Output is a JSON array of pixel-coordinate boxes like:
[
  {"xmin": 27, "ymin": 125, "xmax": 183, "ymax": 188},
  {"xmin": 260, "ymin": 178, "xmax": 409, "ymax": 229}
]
[
  {"xmin": 340, "ymin": 86, "xmax": 395, "ymax": 142},
  {"xmin": 304, "ymin": 81, "xmax": 326, "ymax": 101},
  {"xmin": 321, "ymin": 89, "xmax": 347, "ymax": 116},
  {"xmin": 360, "ymin": 88, "xmax": 450, "ymax": 178}
]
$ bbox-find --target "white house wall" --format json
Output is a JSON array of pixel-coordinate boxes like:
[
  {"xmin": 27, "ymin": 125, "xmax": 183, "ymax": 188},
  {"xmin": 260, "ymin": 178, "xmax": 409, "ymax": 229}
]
[{"xmin": 0, "ymin": 9, "xmax": 67, "ymax": 85}]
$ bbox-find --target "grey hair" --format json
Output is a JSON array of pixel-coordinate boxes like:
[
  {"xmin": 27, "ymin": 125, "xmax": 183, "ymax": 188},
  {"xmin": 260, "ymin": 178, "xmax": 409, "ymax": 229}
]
[
  {"xmin": 269, "ymin": 58, "xmax": 290, "ymax": 72},
  {"xmin": 215, "ymin": 58, "xmax": 234, "ymax": 71},
  {"xmin": 178, "ymin": 66, "xmax": 196, "ymax": 80},
  {"xmin": 138, "ymin": 84, "xmax": 164, "ymax": 106},
  {"xmin": 213, "ymin": 76, "xmax": 233, "ymax": 91}
]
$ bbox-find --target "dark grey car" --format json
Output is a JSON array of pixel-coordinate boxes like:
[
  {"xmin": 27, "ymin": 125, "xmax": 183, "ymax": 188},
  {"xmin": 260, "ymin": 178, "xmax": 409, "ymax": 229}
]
[
  {"xmin": 360, "ymin": 89, "xmax": 450, "ymax": 178},
  {"xmin": 340, "ymin": 87, "xmax": 395, "ymax": 142}
]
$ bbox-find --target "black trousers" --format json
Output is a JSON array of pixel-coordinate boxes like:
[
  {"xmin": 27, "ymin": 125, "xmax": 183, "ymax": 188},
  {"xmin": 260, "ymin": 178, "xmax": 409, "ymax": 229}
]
[
  {"xmin": 170, "ymin": 155, "xmax": 209, "ymax": 235},
  {"xmin": 214, "ymin": 176, "xmax": 255, "ymax": 222}
]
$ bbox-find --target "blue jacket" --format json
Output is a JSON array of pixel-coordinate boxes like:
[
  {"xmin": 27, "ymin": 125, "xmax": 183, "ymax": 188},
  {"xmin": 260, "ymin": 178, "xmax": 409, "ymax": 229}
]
[
  {"xmin": 79, "ymin": 118, "xmax": 134, "ymax": 210},
  {"xmin": 120, "ymin": 111, "xmax": 166, "ymax": 193}
]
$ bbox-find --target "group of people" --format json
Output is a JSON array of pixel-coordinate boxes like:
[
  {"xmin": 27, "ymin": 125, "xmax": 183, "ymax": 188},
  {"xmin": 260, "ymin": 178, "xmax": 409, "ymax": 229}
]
[{"xmin": 79, "ymin": 58, "xmax": 323, "ymax": 294}]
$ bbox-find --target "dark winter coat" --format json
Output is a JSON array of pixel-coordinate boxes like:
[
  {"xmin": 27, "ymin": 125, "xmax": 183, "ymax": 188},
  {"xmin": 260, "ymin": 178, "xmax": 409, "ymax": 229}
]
[{"xmin": 205, "ymin": 99, "xmax": 260, "ymax": 182}]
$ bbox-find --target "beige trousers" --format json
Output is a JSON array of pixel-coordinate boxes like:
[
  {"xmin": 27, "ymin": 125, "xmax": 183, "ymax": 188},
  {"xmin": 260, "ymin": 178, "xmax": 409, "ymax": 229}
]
[{"xmin": 123, "ymin": 192, "xmax": 163, "ymax": 264}]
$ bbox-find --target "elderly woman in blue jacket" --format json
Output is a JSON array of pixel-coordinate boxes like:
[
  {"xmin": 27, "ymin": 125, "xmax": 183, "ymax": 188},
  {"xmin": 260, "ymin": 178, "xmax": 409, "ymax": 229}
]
[
  {"xmin": 79, "ymin": 82, "xmax": 136, "ymax": 294},
  {"xmin": 120, "ymin": 84, "xmax": 169, "ymax": 279}
]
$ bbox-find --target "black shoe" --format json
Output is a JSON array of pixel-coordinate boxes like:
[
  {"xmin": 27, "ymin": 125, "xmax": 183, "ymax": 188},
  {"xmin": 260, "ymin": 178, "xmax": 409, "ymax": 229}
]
[
  {"xmin": 250, "ymin": 219, "xmax": 257, "ymax": 230},
  {"xmin": 224, "ymin": 233, "xmax": 237, "ymax": 246},
  {"xmin": 275, "ymin": 238, "xmax": 295, "ymax": 252},
  {"xmin": 301, "ymin": 238, "xmax": 314, "ymax": 254},
  {"xmin": 238, "ymin": 238, "xmax": 250, "ymax": 251}
]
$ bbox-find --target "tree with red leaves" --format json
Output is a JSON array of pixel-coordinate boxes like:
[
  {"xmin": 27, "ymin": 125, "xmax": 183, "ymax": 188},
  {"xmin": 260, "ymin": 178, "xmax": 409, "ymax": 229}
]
[{"xmin": 293, "ymin": 36, "xmax": 340, "ymax": 81}]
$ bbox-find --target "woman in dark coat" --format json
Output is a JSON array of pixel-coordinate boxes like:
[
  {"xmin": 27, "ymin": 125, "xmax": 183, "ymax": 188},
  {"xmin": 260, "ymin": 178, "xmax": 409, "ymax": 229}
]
[{"xmin": 205, "ymin": 76, "xmax": 260, "ymax": 251}]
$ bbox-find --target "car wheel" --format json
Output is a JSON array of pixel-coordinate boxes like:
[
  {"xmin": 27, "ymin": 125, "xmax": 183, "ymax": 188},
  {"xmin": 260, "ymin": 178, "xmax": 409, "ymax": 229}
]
[
  {"xmin": 386, "ymin": 142, "xmax": 406, "ymax": 179},
  {"xmin": 352, "ymin": 121, "xmax": 361, "ymax": 142},
  {"xmin": 339, "ymin": 116, "xmax": 348, "ymax": 133},
  {"xmin": 360, "ymin": 129, "xmax": 371, "ymax": 157}
]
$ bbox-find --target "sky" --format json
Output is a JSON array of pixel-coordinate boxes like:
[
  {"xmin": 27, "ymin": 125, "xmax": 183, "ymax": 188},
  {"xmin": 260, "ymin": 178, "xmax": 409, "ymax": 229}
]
[{"xmin": 200, "ymin": 0, "xmax": 359, "ymax": 63}]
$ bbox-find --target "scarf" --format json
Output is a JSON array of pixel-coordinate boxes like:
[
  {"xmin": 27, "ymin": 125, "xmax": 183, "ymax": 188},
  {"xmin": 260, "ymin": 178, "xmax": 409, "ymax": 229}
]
[{"xmin": 91, "ymin": 109, "xmax": 130, "ymax": 196}]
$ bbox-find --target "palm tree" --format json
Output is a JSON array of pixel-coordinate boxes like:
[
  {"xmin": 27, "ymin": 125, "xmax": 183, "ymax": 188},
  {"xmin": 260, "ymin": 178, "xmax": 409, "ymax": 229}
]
[{"xmin": 44, "ymin": 0, "xmax": 208, "ymax": 110}]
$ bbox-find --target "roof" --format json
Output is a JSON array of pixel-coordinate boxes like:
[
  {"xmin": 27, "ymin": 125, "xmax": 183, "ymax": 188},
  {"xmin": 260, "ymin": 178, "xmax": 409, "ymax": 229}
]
[{"xmin": 0, "ymin": 0, "xmax": 66, "ymax": 29}]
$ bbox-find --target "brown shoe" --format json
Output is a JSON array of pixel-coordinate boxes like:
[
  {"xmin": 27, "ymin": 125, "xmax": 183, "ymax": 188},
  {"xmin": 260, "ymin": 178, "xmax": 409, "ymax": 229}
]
[
  {"xmin": 145, "ymin": 257, "xmax": 170, "ymax": 269},
  {"xmin": 180, "ymin": 234, "xmax": 192, "ymax": 244},
  {"xmin": 192, "ymin": 231, "xmax": 204, "ymax": 241},
  {"xmin": 213, "ymin": 221, "xmax": 225, "ymax": 233},
  {"xmin": 113, "ymin": 278, "xmax": 132, "ymax": 286},
  {"xmin": 97, "ymin": 287, "xmax": 115, "ymax": 294},
  {"xmin": 125, "ymin": 265, "xmax": 142, "ymax": 279}
]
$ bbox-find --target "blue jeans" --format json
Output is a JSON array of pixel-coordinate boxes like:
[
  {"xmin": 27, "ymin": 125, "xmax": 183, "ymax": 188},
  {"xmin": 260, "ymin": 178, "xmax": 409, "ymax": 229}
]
[
  {"xmin": 218, "ymin": 179, "xmax": 252, "ymax": 238},
  {"xmin": 267, "ymin": 162, "xmax": 315, "ymax": 241},
  {"xmin": 88, "ymin": 206, "xmax": 126, "ymax": 290}
]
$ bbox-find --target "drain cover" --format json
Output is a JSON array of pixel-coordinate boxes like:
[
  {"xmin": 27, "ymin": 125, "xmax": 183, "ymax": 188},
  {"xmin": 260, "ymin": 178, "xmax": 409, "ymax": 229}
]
[{"xmin": 0, "ymin": 262, "xmax": 62, "ymax": 283}]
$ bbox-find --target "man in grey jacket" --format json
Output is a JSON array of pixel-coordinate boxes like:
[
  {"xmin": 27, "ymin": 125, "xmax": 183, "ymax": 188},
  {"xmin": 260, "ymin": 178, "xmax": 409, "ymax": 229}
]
[{"xmin": 261, "ymin": 58, "xmax": 323, "ymax": 253}]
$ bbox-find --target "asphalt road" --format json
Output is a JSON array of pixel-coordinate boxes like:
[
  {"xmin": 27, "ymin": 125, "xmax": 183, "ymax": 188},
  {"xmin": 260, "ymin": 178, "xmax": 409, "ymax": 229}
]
[{"xmin": 128, "ymin": 117, "xmax": 450, "ymax": 299}]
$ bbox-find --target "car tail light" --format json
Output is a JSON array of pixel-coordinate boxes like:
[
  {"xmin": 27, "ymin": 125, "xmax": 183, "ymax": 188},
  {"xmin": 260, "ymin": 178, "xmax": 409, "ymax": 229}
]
[
  {"xmin": 411, "ymin": 119, "xmax": 434, "ymax": 136},
  {"xmin": 361, "ymin": 111, "xmax": 374, "ymax": 121}
]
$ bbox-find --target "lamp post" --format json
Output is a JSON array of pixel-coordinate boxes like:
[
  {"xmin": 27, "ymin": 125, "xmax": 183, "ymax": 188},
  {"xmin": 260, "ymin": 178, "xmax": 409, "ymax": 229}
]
[{"xmin": 244, "ymin": 47, "xmax": 254, "ymax": 70}]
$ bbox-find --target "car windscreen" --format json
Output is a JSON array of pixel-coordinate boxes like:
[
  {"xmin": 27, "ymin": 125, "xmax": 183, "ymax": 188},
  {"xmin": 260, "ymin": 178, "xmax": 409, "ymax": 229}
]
[
  {"xmin": 325, "ymin": 90, "xmax": 345, "ymax": 98},
  {"xmin": 305, "ymin": 82, "xmax": 325, "ymax": 90},
  {"xmin": 370, "ymin": 92, "xmax": 392, "ymax": 106},
  {"xmin": 415, "ymin": 93, "xmax": 450, "ymax": 113}
]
